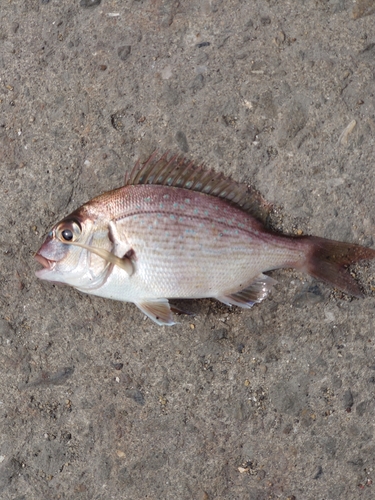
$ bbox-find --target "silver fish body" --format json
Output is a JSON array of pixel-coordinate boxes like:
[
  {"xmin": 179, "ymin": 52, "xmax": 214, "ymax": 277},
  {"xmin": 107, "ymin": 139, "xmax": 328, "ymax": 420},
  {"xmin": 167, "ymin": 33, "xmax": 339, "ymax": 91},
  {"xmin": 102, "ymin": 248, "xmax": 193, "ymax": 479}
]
[{"xmin": 35, "ymin": 153, "xmax": 375, "ymax": 325}]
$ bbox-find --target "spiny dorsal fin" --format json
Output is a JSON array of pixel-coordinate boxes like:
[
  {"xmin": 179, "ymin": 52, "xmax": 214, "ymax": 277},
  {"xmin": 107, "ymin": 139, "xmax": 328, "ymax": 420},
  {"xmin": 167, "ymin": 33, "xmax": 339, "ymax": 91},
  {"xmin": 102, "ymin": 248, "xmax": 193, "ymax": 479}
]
[{"xmin": 125, "ymin": 151, "xmax": 272, "ymax": 223}]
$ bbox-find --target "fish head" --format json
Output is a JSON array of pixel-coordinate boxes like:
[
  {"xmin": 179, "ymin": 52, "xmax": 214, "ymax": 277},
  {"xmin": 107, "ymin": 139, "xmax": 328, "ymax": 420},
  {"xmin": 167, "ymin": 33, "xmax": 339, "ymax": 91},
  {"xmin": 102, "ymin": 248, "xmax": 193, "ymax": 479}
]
[{"xmin": 35, "ymin": 208, "xmax": 110, "ymax": 288}]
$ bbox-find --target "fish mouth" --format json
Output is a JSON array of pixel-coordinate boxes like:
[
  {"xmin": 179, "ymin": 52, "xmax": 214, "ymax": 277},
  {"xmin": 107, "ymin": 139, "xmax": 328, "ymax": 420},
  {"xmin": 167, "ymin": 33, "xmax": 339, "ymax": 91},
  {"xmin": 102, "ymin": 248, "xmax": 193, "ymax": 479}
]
[{"xmin": 34, "ymin": 253, "xmax": 56, "ymax": 271}]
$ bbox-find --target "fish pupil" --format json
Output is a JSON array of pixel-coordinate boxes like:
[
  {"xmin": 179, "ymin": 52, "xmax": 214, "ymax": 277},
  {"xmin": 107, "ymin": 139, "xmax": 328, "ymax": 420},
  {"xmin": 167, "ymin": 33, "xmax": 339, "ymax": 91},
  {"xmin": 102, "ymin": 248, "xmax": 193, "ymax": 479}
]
[{"xmin": 62, "ymin": 229, "xmax": 73, "ymax": 241}]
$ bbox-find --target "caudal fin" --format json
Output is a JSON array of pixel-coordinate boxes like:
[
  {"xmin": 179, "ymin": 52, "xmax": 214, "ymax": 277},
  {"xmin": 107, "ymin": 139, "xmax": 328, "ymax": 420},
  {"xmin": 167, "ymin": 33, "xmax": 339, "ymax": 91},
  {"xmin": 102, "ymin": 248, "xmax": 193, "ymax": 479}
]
[{"xmin": 302, "ymin": 236, "xmax": 375, "ymax": 297}]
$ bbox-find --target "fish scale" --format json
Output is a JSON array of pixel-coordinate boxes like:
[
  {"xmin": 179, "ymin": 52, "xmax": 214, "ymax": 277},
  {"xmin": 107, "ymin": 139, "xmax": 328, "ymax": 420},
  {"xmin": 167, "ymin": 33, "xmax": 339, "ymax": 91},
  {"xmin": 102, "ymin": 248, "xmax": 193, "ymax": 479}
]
[
  {"xmin": 88, "ymin": 185, "xmax": 300, "ymax": 299},
  {"xmin": 35, "ymin": 152, "xmax": 375, "ymax": 325}
]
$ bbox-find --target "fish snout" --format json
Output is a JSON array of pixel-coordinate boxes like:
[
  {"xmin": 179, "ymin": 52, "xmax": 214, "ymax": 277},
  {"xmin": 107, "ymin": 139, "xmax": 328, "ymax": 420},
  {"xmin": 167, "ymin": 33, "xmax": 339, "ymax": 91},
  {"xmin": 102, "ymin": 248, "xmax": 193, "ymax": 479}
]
[
  {"xmin": 34, "ymin": 251, "xmax": 55, "ymax": 270},
  {"xmin": 34, "ymin": 246, "xmax": 57, "ymax": 279},
  {"xmin": 34, "ymin": 236, "xmax": 68, "ymax": 279}
]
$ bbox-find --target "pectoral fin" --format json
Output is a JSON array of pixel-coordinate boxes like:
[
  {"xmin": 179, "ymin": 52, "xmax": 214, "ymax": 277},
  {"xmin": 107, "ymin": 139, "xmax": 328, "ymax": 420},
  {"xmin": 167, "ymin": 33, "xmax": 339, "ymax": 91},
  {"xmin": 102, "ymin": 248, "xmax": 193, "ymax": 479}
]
[
  {"xmin": 136, "ymin": 299, "xmax": 176, "ymax": 326},
  {"xmin": 216, "ymin": 273, "xmax": 277, "ymax": 308}
]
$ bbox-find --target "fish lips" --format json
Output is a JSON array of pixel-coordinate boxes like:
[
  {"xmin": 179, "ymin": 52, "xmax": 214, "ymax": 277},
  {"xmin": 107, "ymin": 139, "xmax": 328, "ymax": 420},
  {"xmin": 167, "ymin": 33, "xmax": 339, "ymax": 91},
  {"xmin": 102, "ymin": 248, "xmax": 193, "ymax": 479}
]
[
  {"xmin": 34, "ymin": 236, "xmax": 64, "ymax": 280},
  {"xmin": 35, "ymin": 252, "xmax": 55, "ymax": 272},
  {"xmin": 34, "ymin": 251, "xmax": 57, "ymax": 279}
]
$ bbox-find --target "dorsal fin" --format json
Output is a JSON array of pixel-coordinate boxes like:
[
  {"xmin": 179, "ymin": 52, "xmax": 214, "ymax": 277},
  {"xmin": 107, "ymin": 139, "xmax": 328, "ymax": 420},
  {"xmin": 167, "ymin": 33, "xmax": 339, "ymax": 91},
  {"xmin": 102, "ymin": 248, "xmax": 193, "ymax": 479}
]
[{"xmin": 125, "ymin": 151, "xmax": 272, "ymax": 223}]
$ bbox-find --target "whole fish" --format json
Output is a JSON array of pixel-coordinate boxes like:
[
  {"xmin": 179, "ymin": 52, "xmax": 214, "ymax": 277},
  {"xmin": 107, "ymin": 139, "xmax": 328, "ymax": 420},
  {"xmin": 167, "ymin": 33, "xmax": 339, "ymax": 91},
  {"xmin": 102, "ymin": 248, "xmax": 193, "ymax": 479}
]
[{"xmin": 35, "ymin": 152, "xmax": 375, "ymax": 325}]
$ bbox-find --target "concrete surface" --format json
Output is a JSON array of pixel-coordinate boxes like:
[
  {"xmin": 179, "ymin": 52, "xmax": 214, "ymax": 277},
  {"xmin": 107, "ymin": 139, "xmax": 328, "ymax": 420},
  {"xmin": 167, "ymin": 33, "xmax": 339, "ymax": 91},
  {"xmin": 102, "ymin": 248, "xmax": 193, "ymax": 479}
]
[{"xmin": 1, "ymin": 1, "xmax": 375, "ymax": 499}]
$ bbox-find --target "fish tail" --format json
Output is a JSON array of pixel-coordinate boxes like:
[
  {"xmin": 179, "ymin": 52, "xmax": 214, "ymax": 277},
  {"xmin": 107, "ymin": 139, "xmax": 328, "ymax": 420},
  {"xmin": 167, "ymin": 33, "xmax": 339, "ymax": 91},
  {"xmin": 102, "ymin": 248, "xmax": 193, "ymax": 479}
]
[{"xmin": 300, "ymin": 236, "xmax": 375, "ymax": 297}]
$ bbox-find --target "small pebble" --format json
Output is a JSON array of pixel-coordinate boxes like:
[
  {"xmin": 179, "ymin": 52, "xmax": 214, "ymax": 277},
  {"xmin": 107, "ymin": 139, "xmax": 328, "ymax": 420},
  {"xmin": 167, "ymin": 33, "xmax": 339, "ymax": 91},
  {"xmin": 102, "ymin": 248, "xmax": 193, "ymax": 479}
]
[
  {"xmin": 80, "ymin": 0, "xmax": 101, "ymax": 7},
  {"xmin": 112, "ymin": 362, "xmax": 124, "ymax": 370},
  {"xmin": 313, "ymin": 465, "xmax": 323, "ymax": 479},
  {"xmin": 0, "ymin": 319, "xmax": 14, "ymax": 339},
  {"xmin": 125, "ymin": 389, "xmax": 145, "ymax": 406},
  {"xmin": 175, "ymin": 131, "xmax": 189, "ymax": 153},
  {"xmin": 257, "ymin": 469, "xmax": 266, "ymax": 480},
  {"xmin": 237, "ymin": 343, "xmax": 245, "ymax": 353},
  {"xmin": 343, "ymin": 389, "xmax": 354, "ymax": 409},
  {"xmin": 118, "ymin": 46, "xmax": 131, "ymax": 61},
  {"xmin": 190, "ymin": 74, "xmax": 205, "ymax": 93}
]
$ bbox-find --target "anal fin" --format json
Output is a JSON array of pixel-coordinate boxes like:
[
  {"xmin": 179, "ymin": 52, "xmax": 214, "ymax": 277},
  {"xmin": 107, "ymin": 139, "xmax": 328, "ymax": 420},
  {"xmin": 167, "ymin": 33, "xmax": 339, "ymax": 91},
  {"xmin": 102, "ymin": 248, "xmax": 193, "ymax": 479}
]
[
  {"xmin": 216, "ymin": 273, "xmax": 277, "ymax": 308},
  {"xmin": 136, "ymin": 298, "xmax": 176, "ymax": 326}
]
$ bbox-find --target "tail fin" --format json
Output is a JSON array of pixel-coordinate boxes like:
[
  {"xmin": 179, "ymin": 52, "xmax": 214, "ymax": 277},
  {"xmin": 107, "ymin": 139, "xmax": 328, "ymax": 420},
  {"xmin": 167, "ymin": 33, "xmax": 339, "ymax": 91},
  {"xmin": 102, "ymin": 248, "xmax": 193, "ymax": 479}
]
[{"xmin": 301, "ymin": 236, "xmax": 375, "ymax": 297}]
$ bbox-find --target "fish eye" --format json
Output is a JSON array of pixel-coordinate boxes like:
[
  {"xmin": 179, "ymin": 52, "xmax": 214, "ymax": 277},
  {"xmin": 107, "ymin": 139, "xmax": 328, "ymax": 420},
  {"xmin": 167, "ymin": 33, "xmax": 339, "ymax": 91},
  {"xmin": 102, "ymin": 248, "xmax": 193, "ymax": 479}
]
[
  {"xmin": 61, "ymin": 229, "xmax": 73, "ymax": 241},
  {"xmin": 56, "ymin": 219, "xmax": 81, "ymax": 243}
]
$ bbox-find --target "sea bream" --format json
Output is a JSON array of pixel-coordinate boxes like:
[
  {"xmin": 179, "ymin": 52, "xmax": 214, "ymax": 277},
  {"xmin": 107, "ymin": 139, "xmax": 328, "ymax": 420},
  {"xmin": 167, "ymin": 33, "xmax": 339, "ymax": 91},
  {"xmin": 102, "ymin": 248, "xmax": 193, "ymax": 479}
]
[{"xmin": 35, "ymin": 152, "xmax": 375, "ymax": 325}]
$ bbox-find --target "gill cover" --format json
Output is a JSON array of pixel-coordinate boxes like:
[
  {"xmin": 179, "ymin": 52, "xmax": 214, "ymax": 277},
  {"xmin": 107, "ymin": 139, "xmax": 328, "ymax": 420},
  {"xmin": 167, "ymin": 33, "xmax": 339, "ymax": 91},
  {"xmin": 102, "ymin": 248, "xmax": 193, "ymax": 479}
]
[{"xmin": 56, "ymin": 218, "xmax": 134, "ymax": 276}]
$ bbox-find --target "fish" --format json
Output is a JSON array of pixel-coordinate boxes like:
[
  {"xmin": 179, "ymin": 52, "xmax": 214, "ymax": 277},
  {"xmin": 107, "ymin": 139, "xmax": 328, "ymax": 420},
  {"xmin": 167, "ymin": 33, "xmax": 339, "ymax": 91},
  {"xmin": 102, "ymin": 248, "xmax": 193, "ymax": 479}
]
[{"xmin": 35, "ymin": 151, "xmax": 375, "ymax": 326}]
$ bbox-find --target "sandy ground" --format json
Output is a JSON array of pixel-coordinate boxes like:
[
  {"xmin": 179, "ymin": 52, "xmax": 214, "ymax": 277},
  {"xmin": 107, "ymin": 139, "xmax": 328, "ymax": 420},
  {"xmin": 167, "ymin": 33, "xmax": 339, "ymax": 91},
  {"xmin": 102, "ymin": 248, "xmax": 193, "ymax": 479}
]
[{"xmin": 1, "ymin": 1, "xmax": 375, "ymax": 499}]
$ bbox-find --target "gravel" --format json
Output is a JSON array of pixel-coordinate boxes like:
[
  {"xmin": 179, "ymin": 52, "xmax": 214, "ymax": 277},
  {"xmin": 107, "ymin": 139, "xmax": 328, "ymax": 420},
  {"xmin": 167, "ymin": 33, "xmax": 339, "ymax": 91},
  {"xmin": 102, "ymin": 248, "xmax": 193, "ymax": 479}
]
[{"xmin": 1, "ymin": 1, "xmax": 375, "ymax": 499}]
